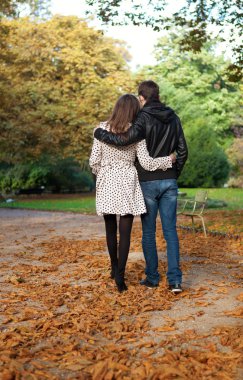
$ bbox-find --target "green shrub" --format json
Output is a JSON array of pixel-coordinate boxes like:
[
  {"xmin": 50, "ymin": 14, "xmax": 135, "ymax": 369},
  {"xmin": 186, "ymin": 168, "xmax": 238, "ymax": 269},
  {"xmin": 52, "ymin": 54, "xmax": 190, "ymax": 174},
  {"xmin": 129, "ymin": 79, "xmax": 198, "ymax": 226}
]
[
  {"xmin": 178, "ymin": 123, "xmax": 230, "ymax": 188},
  {"xmin": 0, "ymin": 164, "xmax": 31, "ymax": 192},
  {"xmin": 45, "ymin": 158, "xmax": 94, "ymax": 192},
  {"xmin": 0, "ymin": 158, "xmax": 94, "ymax": 193}
]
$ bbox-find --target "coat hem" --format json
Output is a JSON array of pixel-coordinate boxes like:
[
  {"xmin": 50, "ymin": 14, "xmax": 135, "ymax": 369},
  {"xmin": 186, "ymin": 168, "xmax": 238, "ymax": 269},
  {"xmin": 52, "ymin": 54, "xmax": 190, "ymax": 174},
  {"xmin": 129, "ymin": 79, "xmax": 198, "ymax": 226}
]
[{"xmin": 97, "ymin": 210, "xmax": 146, "ymax": 216}]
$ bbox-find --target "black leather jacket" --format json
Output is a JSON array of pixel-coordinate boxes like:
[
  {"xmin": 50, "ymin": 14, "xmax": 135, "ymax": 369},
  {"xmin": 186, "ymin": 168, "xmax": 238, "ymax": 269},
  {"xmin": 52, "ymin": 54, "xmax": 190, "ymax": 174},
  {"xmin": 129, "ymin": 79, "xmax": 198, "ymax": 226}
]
[{"xmin": 94, "ymin": 100, "xmax": 188, "ymax": 181}]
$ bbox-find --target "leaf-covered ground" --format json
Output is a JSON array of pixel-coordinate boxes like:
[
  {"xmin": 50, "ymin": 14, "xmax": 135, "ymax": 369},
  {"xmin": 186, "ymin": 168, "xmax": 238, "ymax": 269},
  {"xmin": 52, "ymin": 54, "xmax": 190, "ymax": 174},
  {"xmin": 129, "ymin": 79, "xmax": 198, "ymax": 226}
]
[{"xmin": 0, "ymin": 209, "xmax": 242, "ymax": 380}]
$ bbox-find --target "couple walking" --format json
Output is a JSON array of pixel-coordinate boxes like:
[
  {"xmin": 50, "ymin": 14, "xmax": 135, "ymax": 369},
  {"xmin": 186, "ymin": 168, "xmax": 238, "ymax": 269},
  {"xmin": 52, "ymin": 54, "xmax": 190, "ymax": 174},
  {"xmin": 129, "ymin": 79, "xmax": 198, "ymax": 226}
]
[{"xmin": 89, "ymin": 80, "xmax": 188, "ymax": 293}]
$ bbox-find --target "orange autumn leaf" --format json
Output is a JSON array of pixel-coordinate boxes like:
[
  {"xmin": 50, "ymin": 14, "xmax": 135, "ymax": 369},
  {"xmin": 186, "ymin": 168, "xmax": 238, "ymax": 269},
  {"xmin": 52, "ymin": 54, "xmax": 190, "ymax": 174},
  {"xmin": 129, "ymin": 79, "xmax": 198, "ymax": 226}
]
[
  {"xmin": 235, "ymin": 293, "xmax": 243, "ymax": 301},
  {"xmin": 0, "ymin": 212, "xmax": 242, "ymax": 379},
  {"xmin": 224, "ymin": 307, "xmax": 243, "ymax": 318},
  {"xmin": 156, "ymin": 326, "xmax": 177, "ymax": 332}
]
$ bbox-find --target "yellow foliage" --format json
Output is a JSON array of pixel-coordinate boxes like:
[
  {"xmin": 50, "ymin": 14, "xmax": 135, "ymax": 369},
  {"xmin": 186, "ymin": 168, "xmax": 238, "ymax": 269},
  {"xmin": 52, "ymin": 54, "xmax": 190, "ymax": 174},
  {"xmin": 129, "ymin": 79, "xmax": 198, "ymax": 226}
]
[{"xmin": 0, "ymin": 16, "xmax": 135, "ymax": 163}]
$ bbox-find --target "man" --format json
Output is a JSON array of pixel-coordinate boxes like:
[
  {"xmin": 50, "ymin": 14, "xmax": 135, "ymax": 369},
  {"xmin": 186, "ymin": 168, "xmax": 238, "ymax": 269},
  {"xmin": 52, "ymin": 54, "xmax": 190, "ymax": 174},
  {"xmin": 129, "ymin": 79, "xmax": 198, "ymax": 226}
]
[{"xmin": 94, "ymin": 80, "xmax": 188, "ymax": 293}]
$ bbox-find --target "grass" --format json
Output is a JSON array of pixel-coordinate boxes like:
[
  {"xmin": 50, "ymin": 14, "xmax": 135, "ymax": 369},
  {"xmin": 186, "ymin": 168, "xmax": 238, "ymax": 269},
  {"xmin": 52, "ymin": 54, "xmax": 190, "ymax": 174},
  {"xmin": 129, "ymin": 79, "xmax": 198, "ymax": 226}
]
[
  {"xmin": 0, "ymin": 196, "xmax": 96, "ymax": 213},
  {"xmin": 179, "ymin": 188, "xmax": 243, "ymax": 211},
  {"xmin": 0, "ymin": 188, "xmax": 242, "ymax": 213}
]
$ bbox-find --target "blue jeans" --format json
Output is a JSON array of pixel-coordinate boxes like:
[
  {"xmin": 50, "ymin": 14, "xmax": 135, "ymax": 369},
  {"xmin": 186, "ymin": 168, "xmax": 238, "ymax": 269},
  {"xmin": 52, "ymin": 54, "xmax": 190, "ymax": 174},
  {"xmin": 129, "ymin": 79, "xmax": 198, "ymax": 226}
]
[{"xmin": 140, "ymin": 179, "xmax": 182, "ymax": 286}]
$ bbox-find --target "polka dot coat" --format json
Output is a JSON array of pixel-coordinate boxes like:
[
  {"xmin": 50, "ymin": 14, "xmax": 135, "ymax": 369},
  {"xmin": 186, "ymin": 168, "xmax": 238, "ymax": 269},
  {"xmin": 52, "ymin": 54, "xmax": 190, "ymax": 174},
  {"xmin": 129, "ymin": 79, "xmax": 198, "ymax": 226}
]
[{"xmin": 89, "ymin": 122, "xmax": 172, "ymax": 216}]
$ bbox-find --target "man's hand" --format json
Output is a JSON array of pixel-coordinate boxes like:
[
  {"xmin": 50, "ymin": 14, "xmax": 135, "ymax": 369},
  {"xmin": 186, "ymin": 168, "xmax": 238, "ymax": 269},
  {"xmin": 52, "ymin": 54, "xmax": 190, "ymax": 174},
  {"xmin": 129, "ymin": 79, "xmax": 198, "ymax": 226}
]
[
  {"xmin": 94, "ymin": 113, "xmax": 146, "ymax": 146},
  {"xmin": 170, "ymin": 153, "xmax": 176, "ymax": 163}
]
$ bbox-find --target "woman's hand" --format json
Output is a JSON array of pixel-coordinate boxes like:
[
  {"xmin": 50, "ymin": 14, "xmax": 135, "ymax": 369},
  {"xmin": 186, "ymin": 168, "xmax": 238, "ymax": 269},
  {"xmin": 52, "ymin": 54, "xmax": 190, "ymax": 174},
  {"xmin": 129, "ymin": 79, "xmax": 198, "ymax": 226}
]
[{"xmin": 170, "ymin": 153, "xmax": 176, "ymax": 163}]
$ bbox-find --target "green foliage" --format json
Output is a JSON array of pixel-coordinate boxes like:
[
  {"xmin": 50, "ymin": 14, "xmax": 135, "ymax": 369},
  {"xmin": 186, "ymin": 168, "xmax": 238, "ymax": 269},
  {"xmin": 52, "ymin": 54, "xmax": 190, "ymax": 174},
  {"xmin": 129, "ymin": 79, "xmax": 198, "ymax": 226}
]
[
  {"xmin": 44, "ymin": 158, "xmax": 94, "ymax": 193},
  {"xmin": 178, "ymin": 124, "xmax": 230, "ymax": 188},
  {"xmin": 85, "ymin": 0, "xmax": 242, "ymax": 81},
  {"xmin": 0, "ymin": 0, "xmax": 51, "ymax": 18},
  {"xmin": 150, "ymin": 34, "xmax": 241, "ymax": 142},
  {"xmin": 0, "ymin": 158, "xmax": 94, "ymax": 193},
  {"xmin": 0, "ymin": 164, "xmax": 31, "ymax": 192},
  {"xmin": 0, "ymin": 162, "xmax": 50, "ymax": 192},
  {"xmin": 26, "ymin": 166, "xmax": 49, "ymax": 188},
  {"xmin": 140, "ymin": 33, "xmax": 241, "ymax": 187},
  {"xmin": 0, "ymin": 0, "xmax": 26, "ymax": 17},
  {"xmin": 227, "ymin": 138, "xmax": 243, "ymax": 188}
]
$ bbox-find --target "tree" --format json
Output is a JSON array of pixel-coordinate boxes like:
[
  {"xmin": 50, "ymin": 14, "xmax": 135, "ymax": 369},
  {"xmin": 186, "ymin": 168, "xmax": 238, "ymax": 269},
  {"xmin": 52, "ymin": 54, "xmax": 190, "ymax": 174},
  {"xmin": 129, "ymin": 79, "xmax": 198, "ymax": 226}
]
[
  {"xmin": 139, "ymin": 32, "xmax": 241, "ymax": 186},
  {"xmin": 0, "ymin": 16, "xmax": 135, "ymax": 165},
  {"xmin": 178, "ymin": 123, "xmax": 230, "ymax": 187},
  {"xmin": 227, "ymin": 131, "xmax": 243, "ymax": 188},
  {"xmin": 144, "ymin": 33, "xmax": 241, "ymax": 141},
  {"xmin": 85, "ymin": 0, "xmax": 242, "ymax": 81},
  {"xmin": 0, "ymin": 1, "xmax": 50, "ymax": 81},
  {"xmin": 0, "ymin": 0, "xmax": 26, "ymax": 17},
  {"xmin": 0, "ymin": 0, "xmax": 50, "ymax": 18}
]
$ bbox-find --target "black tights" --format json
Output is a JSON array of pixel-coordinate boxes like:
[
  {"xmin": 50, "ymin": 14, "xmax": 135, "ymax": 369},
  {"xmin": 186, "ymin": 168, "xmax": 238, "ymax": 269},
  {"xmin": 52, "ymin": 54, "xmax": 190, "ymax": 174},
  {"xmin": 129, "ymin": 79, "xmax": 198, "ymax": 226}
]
[{"xmin": 104, "ymin": 214, "xmax": 134, "ymax": 283}]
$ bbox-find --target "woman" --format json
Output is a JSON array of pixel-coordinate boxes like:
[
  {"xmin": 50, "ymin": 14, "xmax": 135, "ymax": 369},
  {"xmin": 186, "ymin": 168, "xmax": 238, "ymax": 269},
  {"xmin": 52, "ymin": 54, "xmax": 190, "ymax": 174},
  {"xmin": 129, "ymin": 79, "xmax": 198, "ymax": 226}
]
[{"xmin": 89, "ymin": 94, "xmax": 175, "ymax": 293}]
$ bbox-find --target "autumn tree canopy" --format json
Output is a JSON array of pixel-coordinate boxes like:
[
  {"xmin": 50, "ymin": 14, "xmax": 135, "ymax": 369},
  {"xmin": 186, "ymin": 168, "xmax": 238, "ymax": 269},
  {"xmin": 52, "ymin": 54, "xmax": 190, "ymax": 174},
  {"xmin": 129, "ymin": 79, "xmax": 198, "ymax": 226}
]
[{"xmin": 0, "ymin": 16, "xmax": 134, "ymax": 165}]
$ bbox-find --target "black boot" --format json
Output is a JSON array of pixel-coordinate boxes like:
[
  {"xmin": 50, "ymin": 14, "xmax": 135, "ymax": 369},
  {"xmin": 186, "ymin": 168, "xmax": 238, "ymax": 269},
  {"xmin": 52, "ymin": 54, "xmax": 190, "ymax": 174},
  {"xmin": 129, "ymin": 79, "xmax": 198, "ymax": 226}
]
[
  {"xmin": 116, "ymin": 281, "xmax": 128, "ymax": 293},
  {"xmin": 115, "ymin": 271, "xmax": 128, "ymax": 293}
]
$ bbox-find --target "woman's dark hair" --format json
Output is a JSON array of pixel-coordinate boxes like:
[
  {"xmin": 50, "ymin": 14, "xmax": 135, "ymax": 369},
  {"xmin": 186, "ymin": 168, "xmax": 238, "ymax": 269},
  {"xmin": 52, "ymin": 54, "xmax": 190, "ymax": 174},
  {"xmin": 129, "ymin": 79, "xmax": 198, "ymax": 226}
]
[
  {"xmin": 107, "ymin": 94, "xmax": 140, "ymax": 133},
  {"xmin": 138, "ymin": 80, "xmax": 160, "ymax": 102}
]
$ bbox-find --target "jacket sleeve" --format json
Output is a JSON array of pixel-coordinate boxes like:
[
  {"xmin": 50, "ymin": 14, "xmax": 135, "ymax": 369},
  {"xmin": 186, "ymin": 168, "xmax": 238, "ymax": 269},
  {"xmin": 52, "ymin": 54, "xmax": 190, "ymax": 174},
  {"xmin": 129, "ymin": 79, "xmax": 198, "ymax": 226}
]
[
  {"xmin": 89, "ymin": 138, "xmax": 102, "ymax": 175},
  {"xmin": 176, "ymin": 117, "xmax": 188, "ymax": 178},
  {"xmin": 136, "ymin": 140, "xmax": 172, "ymax": 171},
  {"xmin": 94, "ymin": 113, "xmax": 146, "ymax": 146}
]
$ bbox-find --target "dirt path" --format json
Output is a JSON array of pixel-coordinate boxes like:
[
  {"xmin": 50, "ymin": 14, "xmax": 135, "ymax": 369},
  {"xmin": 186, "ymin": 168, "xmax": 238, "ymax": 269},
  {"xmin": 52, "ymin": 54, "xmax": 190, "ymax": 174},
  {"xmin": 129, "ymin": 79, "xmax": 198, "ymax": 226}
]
[{"xmin": 0, "ymin": 209, "xmax": 242, "ymax": 379}]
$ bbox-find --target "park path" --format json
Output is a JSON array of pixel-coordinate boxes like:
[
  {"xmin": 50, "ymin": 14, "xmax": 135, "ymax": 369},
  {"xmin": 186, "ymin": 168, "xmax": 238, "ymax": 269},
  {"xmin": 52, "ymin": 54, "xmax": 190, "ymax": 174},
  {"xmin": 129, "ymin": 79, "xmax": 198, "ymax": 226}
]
[{"xmin": 0, "ymin": 208, "xmax": 242, "ymax": 379}]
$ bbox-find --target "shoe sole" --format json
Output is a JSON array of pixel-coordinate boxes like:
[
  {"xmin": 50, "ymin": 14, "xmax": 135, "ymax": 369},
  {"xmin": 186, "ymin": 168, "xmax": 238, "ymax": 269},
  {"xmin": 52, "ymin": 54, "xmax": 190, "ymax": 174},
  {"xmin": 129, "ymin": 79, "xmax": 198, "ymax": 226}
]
[
  {"xmin": 146, "ymin": 286, "xmax": 157, "ymax": 289},
  {"xmin": 170, "ymin": 289, "xmax": 182, "ymax": 293},
  {"xmin": 140, "ymin": 279, "xmax": 159, "ymax": 289},
  {"xmin": 140, "ymin": 284, "xmax": 158, "ymax": 289}
]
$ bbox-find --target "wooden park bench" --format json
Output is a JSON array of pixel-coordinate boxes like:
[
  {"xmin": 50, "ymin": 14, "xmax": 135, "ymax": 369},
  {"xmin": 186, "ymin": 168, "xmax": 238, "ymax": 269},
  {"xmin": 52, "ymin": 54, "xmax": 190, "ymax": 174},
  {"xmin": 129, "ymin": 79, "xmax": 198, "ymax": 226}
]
[{"xmin": 177, "ymin": 190, "xmax": 208, "ymax": 237}]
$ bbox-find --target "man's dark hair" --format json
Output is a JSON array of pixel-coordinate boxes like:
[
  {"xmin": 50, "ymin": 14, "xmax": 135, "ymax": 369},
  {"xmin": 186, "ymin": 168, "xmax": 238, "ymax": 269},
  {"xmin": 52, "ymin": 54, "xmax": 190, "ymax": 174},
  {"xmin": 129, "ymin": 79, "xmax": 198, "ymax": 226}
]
[{"xmin": 138, "ymin": 80, "xmax": 160, "ymax": 102}]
